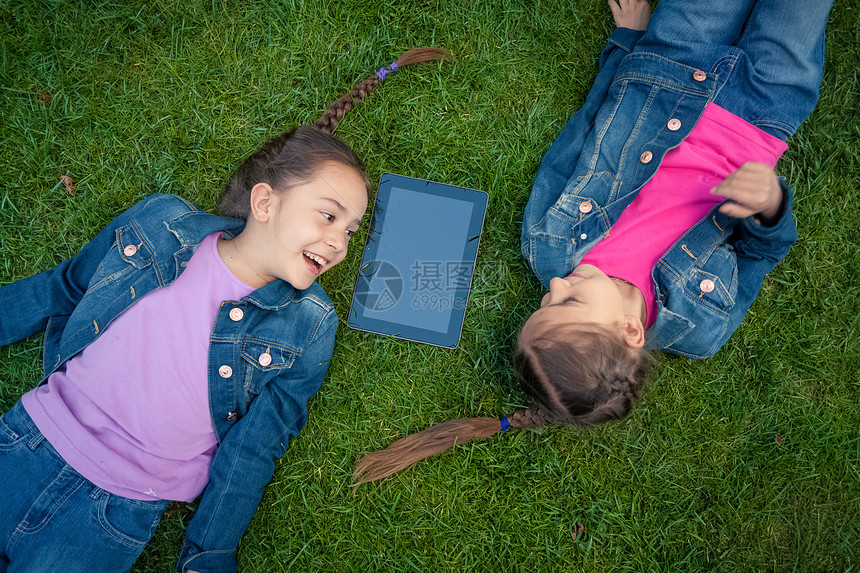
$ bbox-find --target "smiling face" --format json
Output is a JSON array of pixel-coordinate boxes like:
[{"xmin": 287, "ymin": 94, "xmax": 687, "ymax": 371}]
[{"xmin": 238, "ymin": 161, "xmax": 368, "ymax": 290}]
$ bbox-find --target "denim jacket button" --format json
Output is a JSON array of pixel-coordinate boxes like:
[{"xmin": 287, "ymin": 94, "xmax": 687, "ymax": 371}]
[
  {"xmin": 580, "ymin": 233, "xmax": 588, "ymax": 240},
  {"xmin": 258, "ymin": 353, "xmax": 272, "ymax": 367},
  {"xmin": 123, "ymin": 245, "xmax": 138, "ymax": 257},
  {"xmin": 699, "ymin": 279, "xmax": 715, "ymax": 293},
  {"xmin": 578, "ymin": 201, "xmax": 593, "ymax": 214},
  {"xmin": 693, "ymin": 70, "xmax": 707, "ymax": 81},
  {"xmin": 667, "ymin": 118, "xmax": 681, "ymax": 131},
  {"xmin": 640, "ymin": 151, "xmax": 653, "ymax": 163},
  {"xmin": 218, "ymin": 365, "xmax": 233, "ymax": 378},
  {"xmin": 229, "ymin": 308, "xmax": 244, "ymax": 321}
]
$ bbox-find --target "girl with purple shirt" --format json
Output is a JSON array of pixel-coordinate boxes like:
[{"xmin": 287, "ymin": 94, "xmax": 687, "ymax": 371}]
[
  {"xmin": 353, "ymin": 0, "xmax": 833, "ymax": 482},
  {"xmin": 0, "ymin": 48, "xmax": 448, "ymax": 572}
]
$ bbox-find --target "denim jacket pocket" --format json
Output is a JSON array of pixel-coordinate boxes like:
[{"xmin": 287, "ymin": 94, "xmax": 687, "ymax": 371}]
[
  {"xmin": 687, "ymin": 246, "xmax": 738, "ymax": 311},
  {"xmin": 88, "ymin": 224, "xmax": 154, "ymax": 291},
  {"xmin": 555, "ymin": 172, "xmax": 614, "ymax": 218},
  {"xmin": 239, "ymin": 339, "xmax": 300, "ymax": 405}
]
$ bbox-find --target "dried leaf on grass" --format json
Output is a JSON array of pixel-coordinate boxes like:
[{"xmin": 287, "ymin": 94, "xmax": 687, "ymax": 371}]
[{"xmin": 61, "ymin": 175, "xmax": 74, "ymax": 196}]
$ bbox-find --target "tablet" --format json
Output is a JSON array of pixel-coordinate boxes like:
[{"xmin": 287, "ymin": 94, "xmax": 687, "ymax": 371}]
[{"xmin": 348, "ymin": 173, "xmax": 489, "ymax": 348}]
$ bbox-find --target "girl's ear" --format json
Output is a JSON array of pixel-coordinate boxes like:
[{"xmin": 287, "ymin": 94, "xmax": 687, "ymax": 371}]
[
  {"xmin": 622, "ymin": 316, "xmax": 646, "ymax": 349},
  {"xmin": 249, "ymin": 183, "xmax": 276, "ymax": 223}
]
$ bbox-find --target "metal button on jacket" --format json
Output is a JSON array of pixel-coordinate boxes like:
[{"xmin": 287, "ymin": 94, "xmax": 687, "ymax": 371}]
[
  {"xmin": 580, "ymin": 233, "xmax": 588, "ymax": 240},
  {"xmin": 218, "ymin": 365, "xmax": 233, "ymax": 378},
  {"xmin": 258, "ymin": 353, "xmax": 272, "ymax": 367},
  {"xmin": 693, "ymin": 70, "xmax": 707, "ymax": 82},
  {"xmin": 123, "ymin": 245, "xmax": 137, "ymax": 257},
  {"xmin": 579, "ymin": 201, "xmax": 593, "ymax": 214},
  {"xmin": 699, "ymin": 279, "xmax": 715, "ymax": 293},
  {"xmin": 640, "ymin": 151, "xmax": 653, "ymax": 163},
  {"xmin": 667, "ymin": 118, "xmax": 681, "ymax": 131},
  {"xmin": 229, "ymin": 308, "xmax": 244, "ymax": 321}
]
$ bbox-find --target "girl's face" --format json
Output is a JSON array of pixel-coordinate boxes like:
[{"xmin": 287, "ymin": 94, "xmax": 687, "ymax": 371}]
[
  {"xmin": 521, "ymin": 264, "xmax": 628, "ymax": 340},
  {"xmin": 250, "ymin": 161, "xmax": 368, "ymax": 290}
]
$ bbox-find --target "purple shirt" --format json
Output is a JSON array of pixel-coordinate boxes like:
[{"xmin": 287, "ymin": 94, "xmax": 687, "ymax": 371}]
[{"xmin": 23, "ymin": 232, "xmax": 255, "ymax": 501}]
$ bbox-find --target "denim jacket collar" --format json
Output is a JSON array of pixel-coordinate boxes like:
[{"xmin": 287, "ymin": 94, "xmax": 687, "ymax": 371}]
[{"xmin": 165, "ymin": 209, "xmax": 300, "ymax": 310}]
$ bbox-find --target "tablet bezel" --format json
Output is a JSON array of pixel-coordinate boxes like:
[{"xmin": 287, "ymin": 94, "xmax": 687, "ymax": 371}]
[{"xmin": 347, "ymin": 173, "xmax": 488, "ymax": 348}]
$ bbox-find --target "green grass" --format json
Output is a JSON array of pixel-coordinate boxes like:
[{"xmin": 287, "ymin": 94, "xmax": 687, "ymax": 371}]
[{"xmin": 2, "ymin": 0, "xmax": 858, "ymax": 571}]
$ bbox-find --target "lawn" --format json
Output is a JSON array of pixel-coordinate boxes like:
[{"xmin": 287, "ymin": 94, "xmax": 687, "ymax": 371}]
[{"xmin": 1, "ymin": 0, "xmax": 858, "ymax": 571}]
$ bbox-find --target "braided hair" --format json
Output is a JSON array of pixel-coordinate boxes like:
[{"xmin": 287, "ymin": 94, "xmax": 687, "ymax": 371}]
[
  {"xmin": 515, "ymin": 323, "xmax": 650, "ymax": 427},
  {"xmin": 315, "ymin": 47, "xmax": 452, "ymax": 134},
  {"xmin": 353, "ymin": 404, "xmax": 559, "ymax": 483},
  {"xmin": 353, "ymin": 324, "xmax": 650, "ymax": 483},
  {"xmin": 219, "ymin": 47, "xmax": 452, "ymax": 219}
]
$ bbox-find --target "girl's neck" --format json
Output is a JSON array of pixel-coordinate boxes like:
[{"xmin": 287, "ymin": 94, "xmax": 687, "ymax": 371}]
[
  {"xmin": 610, "ymin": 276, "xmax": 647, "ymax": 326},
  {"xmin": 217, "ymin": 234, "xmax": 272, "ymax": 289}
]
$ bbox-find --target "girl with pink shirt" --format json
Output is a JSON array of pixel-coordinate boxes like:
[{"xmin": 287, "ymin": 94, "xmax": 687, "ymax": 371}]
[{"xmin": 353, "ymin": 0, "xmax": 833, "ymax": 482}]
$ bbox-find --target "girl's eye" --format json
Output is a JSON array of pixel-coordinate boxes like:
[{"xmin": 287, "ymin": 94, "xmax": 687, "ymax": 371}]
[
  {"xmin": 346, "ymin": 229, "xmax": 356, "ymax": 239},
  {"xmin": 322, "ymin": 212, "xmax": 334, "ymax": 222}
]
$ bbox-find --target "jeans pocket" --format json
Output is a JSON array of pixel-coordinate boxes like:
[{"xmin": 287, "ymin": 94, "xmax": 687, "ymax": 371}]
[
  {"xmin": 0, "ymin": 404, "xmax": 32, "ymax": 451},
  {"xmin": 97, "ymin": 492, "xmax": 166, "ymax": 549}
]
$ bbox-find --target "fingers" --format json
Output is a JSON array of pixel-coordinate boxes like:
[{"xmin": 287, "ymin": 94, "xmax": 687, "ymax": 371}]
[
  {"xmin": 608, "ymin": 0, "xmax": 622, "ymax": 24},
  {"xmin": 609, "ymin": 0, "xmax": 651, "ymax": 31},
  {"xmin": 710, "ymin": 162, "xmax": 781, "ymax": 220},
  {"xmin": 716, "ymin": 199, "xmax": 756, "ymax": 220}
]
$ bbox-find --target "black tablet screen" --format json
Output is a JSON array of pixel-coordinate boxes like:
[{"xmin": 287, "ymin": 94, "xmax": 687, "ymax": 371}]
[{"xmin": 349, "ymin": 174, "xmax": 488, "ymax": 348}]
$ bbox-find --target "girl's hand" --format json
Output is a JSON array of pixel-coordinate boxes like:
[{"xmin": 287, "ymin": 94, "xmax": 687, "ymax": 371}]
[
  {"xmin": 608, "ymin": 0, "xmax": 651, "ymax": 31},
  {"xmin": 710, "ymin": 162, "xmax": 784, "ymax": 223}
]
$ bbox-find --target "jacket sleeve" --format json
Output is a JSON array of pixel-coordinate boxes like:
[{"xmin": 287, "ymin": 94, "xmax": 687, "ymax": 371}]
[
  {"xmin": 522, "ymin": 26, "xmax": 644, "ymax": 245},
  {"xmin": 0, "ymin": 197, "xmax": 154, "ymax": 348},
  {"xmin": 713, "ymin": 179, "xmax": 798, "ymax": 354},
  {"xmin": 176, "ymin": 315, "xmax": 338, "ymax": 573}
]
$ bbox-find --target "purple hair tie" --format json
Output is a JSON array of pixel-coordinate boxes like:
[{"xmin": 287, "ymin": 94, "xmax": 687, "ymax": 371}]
[
  {"xmin": 500, "ymin": 417, "xmax": 511, "ymax": 431},
  {"xmin": 375, "ymin": 60, "xmax": 399, "ymax": 81}
]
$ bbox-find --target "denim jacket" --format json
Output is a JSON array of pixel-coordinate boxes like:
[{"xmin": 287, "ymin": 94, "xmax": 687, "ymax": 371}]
[
  {"xmin": 522, "ymin": 28, "xmax": 798, "ymax": 359},
  {"xmin": 0, "ymin": 193, "xmax": 338, "ymax": 572}
]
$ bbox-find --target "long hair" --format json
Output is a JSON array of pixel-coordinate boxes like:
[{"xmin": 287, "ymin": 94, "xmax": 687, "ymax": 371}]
[
  {"xmin": 219, "ymin": 47, "xmax": 452, "ymax": 219},
  {"xmin": 353, "ymin": 324, "xmax": 650, "ymax": 483}
]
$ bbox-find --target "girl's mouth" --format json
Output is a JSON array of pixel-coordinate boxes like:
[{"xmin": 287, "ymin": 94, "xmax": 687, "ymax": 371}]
[{"xmin": 303, "ymin": 251, "xmax": 328, "ymax": 275}]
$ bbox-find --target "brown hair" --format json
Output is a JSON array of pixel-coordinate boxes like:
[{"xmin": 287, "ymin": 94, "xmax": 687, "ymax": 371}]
[
  {"xmin": 353, "ymin": 324, "xmax": 650, "ymax": 483},
  {"xmin": 219, "ymin": 47, "xmax": 452, "ymax": 219},
  {"xmin": 315, "ymin": 47, "xmax": 452, "ymax": 133}
]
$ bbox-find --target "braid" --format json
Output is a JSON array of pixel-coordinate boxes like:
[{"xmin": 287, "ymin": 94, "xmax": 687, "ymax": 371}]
[
  {"xmin": 314, "ymin": 76, "xmax": 381, "ymax": 134},
  {"xmin": 516, "ymin": 323, "xmax": 651, "ymax": 427},
  {"xmin": 315, "ymin": 47, "xmax": 452, "ymax": 133},
  {"xmin": 353, "ymin": 405, "xmax": 558, "ymax": 483},
  {"xmin": 507, "ymin": 404, "xmax": 558, "ymax": 430}
]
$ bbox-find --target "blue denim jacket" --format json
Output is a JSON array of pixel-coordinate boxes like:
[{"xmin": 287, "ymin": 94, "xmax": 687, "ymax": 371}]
[
  {"xmin": 0, "ymin": 194, "xmax": 338, "ymax": 572},
  {"xmin": 522, "ymin": 28, "xmax": 798, "ymax": 358}
]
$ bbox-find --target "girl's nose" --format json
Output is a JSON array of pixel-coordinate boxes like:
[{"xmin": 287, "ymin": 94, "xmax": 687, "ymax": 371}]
[
  {"xmin": 328, "ymin": 230, "xmax": 347, "ymax": 253},
  {"xmin": 547, "ymin": 276, "xmax": 569, "ymax": 303}
]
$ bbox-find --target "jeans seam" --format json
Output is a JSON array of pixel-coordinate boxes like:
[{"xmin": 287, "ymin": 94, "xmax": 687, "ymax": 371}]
[{"xmin": 95, "ymin": 491, "xmax": 162, "ymax": 549}]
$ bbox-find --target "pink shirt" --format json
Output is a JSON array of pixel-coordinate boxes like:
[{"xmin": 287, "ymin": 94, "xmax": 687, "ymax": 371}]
[
  {"xmin": 23, "ymin": 232, "xmax": 255, "ymax": 501},
  {"xmin": 581, "ymin": 103, "xmax": 788, "ymax": 328}
]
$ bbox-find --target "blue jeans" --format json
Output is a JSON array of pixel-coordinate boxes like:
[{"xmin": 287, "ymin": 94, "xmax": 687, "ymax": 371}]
[
  {"xmin": 0, "ymin": 401, "xmax": 169, "ymax": 573},
  {"xmin": 633, "ymin": 0, "xmax": 833, "ymax": 140}
]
